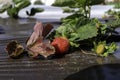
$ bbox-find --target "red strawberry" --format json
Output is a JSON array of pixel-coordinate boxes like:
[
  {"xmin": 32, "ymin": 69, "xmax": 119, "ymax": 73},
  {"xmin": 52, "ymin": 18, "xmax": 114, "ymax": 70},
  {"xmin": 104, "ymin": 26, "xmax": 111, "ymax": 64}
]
[{"xmin": 51, "ymin": 37, "xmax": 69, "ymax": 54}]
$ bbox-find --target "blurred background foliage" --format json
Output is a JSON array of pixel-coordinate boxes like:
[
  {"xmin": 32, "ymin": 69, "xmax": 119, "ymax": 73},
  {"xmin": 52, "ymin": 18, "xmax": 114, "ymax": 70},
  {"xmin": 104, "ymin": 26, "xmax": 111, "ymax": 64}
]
[{"xmin": 0, "ymin": 0, "xmax": 119, "ymax": 19}]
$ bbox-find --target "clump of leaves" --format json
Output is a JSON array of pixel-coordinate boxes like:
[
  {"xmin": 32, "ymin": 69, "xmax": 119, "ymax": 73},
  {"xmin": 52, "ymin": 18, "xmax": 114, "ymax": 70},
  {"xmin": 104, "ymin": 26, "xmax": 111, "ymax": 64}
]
[
  {"xmin": 34, "ymin": 0, "xmax": 43, "ymax": 5},
  {"xmin": 0, "ymin": 0, "xmax": 44, "ymax": 18},
  {"xmin": 114, "ymin": 3, "xmax": 120, "ymax": 9},
  {"xmin": 92, "ymin": 41, "xmax": 118, "ymax": 57},
  {"xmin": 106, "ymin": 9, "xmax": 120, "ymax": 19},
  {"xmin": 48, "ymin": 16, "xmax": 98, "ymax": 48},
  {"xmin": 52, "ymin": 0, "xmax": 90, "ymax": 18},
  {"xmin": 48, "ymin": 0, "xmax": 119, "ymax": 57},
  {"xmin": 52, "ymin": 0, "xmax": 105, "ymax": 18},
  {"xmin": 6, "ymin": 0, "xmax": 31, "ymax": 18},
  {"xmin": 93, "ymin": 18, "xmax": 120, "ymax": 39},
  {"xmin": 52, "ymin": 0, "xmax": 76, "ymax": 7},
  {"xmin": 62, "ymin": 7, "xmax": 75, "ymax": 13},
  {"xmin": 91, "ymin": 18, "xmax": 119, "ymax": 57},
  {"xmin": 106, "ymin": 19, "xmax": 120, "ymax": 29}
]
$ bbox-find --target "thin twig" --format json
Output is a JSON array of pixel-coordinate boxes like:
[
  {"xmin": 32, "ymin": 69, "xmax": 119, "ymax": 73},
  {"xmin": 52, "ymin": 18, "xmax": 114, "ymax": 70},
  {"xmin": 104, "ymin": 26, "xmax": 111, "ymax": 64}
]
[{"xmin": 80, "ymin": 49, "xmax": 97, "ymax": 56}]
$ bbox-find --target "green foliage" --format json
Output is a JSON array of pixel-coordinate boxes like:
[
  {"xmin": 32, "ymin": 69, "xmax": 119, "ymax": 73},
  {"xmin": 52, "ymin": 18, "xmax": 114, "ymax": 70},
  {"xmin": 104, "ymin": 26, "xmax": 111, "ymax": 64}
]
[
  {"xmin": 52, "ymin": 0, "xmax": 105, "ymax": 18},
  {"xmin": 92, "ymin": 18, "xmax": 107, "ymax": 37},
  {"xmin": 50, "ymin": 17, "xmax": 98, "ymax": 48},
  {"xmin": 7, "ymin": 7, "xmax": 19, "ymax": 18},
  {"xmin": 62, "ymin": 14, "xmax": 83, "ymax": 22},
  {"xmin": 62, "ymin": 7, "xmax": 75, "ymax": 13},
  {"xmin": 48, "ymin": 0, "xmax": 119, "ymax": 57},
  {"xmin": 105, "ymin": 10, "xmax": 120, "ymax": 35},
  {"xmin": 106, "ymin": 19, "xmax": 120, "ymax": 28},
  {"xmin": 105, "ymin": 8, "xmax": 120, "ymax": 35},
  {"xmin": 104, "ymin": 42, "xmax": 118, "ymax": 57},
  {"xmin": 93, "ymin": 41, "xmax": 118, "ymax": 57},
  {"xmin": 76, "ymin": 16, "xmax": 90, "ymax": 28},
  {"xmin": 52, "ymin": 0, "xmax": 76, "ymax": 7},
  {"xmin": 34, "ymin": 0, "xmax": 43, "ymax": 5},
  {"xmin": 92, "ymin": 17, "xmax": 119, "ymax": 56},
  {"xmin": 106, "ymin": 9, "xmax": 120, "ymax": 19},
  {"xmin": 0, "ymin": 0, "xmax": 31, "ymax": 18},
  {"xmin": 49, "ymin": 14, "xmax": 119, "ymax": 56},
  {"xmin": 90, "ymin": 0, "xmax": 105, "ymax": 5},
  {"xmin": 76, "ymin": 21, "xmax": 98, "ymax": 41},
  {"xmin": 14, "ymin": 0, "xmax": 31, "ymax": 9},
  {"xmin": 0, "ymin": 4, "xmax": 12, "ymax": 13},
  {"xmin": 114, "ymin": 3, "xmax": 120, "ymax": 9},
  {"xmin": 0, "ymin": 0, "xmax": 44, "ymax": 18},
  {"xmin": 52, "ymin": 0, "xmax": 89, "ymax": 18},
  {"xmin": 6, "ymin": 0, "xmax": 31, "ymax": 18},
  {"xmin": 13, "ymin": 0, "xmax": 22, "ymax": 4},
  {"xmin": 53, "ymin": 0, "xmax": 104, "ymax": 7}
]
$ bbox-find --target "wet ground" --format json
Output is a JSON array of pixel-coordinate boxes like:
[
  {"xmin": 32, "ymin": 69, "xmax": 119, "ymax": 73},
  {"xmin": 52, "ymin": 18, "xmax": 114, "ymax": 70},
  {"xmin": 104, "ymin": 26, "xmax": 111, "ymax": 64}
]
[{"xmin": 0, "ymin": 5, "xmax": 120, "ymax": 80}]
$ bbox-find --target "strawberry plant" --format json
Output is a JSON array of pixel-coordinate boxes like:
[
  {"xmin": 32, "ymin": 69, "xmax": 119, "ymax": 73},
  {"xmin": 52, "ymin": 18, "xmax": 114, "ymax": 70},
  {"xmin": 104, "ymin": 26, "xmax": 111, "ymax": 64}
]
[
  {"xmin": 48, "ymin": 0, "xmax": 119, "ymax": 56},
  {"xmin": 0, "ymin": 0, "xmax": 44, "ymax": 18}
]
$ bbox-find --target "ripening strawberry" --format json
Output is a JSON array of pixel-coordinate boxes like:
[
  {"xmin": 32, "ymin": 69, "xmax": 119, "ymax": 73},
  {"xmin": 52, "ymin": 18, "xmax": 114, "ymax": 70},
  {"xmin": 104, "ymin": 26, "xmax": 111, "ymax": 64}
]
[
  {"xmin": 51, "ymin": 37, "xmax": 69, "ymax": 54},
  {"xmin": 96, "ymin": 44, "xmax": 105, "ymax": 55}
]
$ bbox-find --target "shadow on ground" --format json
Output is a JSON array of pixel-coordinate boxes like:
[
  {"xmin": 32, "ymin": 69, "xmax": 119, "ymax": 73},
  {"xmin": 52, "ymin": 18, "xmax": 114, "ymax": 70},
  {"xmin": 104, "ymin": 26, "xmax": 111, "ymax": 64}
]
[
  {"xmin": 0, "ymin": 26, "xmax": 5, "ymax": 34},
  {"xmin": 64, "ymin": 63, "xmax": 120, "ymax": 80}
]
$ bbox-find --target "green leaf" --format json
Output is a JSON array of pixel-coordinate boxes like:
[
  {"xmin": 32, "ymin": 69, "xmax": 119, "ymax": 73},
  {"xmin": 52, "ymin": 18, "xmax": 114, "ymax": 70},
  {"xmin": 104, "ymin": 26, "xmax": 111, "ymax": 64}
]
[
  {"xmin": 70, "ymin": 41, "xmax": 80, "ymax": 47},
  {"xmin": 77, "ymin": 21, "xmax": 98, "ymax": 40},
  {"xmin": 106, "ymin": 9, "xmax": 120, "ymax": 19},
  {"xmin": 76, "ymin": 16, "xmax": 90, "ymax": 28},
  {"xmin": 0, "ymin": 4, "xmax": 12, "ymax": 13},
  {"xmin": 102, "ymin": 42, "xmax": 118, "ymax": 57},
  {"xmin": 62, "ymin": 7, "xmax": 75, "ymax": 13},
  {"xmin": 7, "ymin": 7, "xmax": 19, "ymax": 18},
  {"xmin": 15, "ymin": 0, "xmax": 31, "ymax": 10},
  {"xmin": 34, "ymin": 0, "xmax": 43, "ymax": 5},
  {"xmin": 63, "ymin": 13, "xmax": 83, "ymax": 20},
  {"xmin": 53, "ymin": 0, "xmax": 104, "ymax": 7},
  {"xmin": 52, "ymin": 0, "xmax": 76, "ymax": 7},
  {"xmin": 90, "ymin": 0, "xmax": 105, "ymax": 5},
  {"xmin": 6, "ymin": 0, "xmax": 31, "ymax": 18},
  {"xmin": 13, "ymin": 0, "xmax": 22, "ymax": 4},
  {"xmin": 114, "ymin": 3, "xmax": 120, "ymax": 9}
]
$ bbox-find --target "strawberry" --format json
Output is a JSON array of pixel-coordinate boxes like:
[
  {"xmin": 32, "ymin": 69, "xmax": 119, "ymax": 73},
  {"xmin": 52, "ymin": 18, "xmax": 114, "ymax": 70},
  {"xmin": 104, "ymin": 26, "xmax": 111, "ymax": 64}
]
[
  {"xmin": 96, "ymin": 44, "xmax": 105, "ymax": 55},
  {"xmin": 51, "ymin": 37, "xmax": 69, "ymax": 54}
]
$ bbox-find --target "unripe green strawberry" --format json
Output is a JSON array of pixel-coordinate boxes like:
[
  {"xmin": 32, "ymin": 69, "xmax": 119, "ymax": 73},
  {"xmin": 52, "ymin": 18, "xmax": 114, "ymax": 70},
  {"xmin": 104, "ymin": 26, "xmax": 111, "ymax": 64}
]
[{"xmin": 96, "ymin": 44, "xmax": 105, "ymax": 55}]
